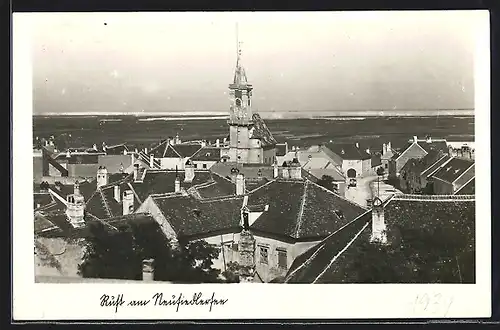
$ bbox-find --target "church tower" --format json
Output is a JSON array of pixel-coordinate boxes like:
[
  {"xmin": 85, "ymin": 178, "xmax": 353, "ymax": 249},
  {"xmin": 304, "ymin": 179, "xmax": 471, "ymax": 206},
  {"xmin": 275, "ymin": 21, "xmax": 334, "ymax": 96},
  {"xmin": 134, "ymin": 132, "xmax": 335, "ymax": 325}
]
[{"xmin": 227, "ymin": 25, "xmax": 254, "ymax": 163}]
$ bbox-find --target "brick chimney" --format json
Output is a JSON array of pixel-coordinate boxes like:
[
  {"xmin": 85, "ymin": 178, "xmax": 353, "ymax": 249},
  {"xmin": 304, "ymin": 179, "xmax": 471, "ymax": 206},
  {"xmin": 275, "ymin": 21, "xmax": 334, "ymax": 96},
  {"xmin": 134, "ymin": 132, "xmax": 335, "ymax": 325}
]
[
  {"xmin": 174, "ymin": 177, "xmax": 181, "ymax": 193},
  {"xmin": 114, "ymin": 185, "xmax": 120, "ymax": 202},
  {"xmin": 142, "ymin": 259, "xmax": 154, "ymax": 281},
  {"xmin": 184, "ymin": 160, "xmax": 195, "ymax": 183},
  {"xmin": 370, "ymin": 197, "xmax": 387, "ymax": 244},
  {"xmin": 122, "ymin": 190, "xmax": 134, "ymax": 215},
  {"xmin": 96, "ymin": 166, "xmax": 109, "ymax": 188},
  {"xmin": 236, "ymin": 173, "xmax": 245, "ymax": 195}
]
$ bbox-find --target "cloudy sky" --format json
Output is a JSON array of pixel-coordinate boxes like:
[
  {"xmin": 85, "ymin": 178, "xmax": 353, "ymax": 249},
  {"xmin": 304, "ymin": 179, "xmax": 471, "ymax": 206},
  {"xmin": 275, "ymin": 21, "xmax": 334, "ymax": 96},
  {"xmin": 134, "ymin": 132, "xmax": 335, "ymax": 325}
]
[{"xmin": 31, "ymin": 11, "xmax": 480, "ymax": 114}]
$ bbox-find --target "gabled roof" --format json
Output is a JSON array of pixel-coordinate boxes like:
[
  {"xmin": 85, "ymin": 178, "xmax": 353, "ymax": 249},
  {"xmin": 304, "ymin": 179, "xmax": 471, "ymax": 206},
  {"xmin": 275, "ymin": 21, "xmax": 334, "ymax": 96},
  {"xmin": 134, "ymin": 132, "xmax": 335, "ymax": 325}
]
[
  {"xmin": 419, "ymin": 140, "xmax": 449, "ymax": 154},
  {"xmin": 248, "ymin": 180, "xmax": 366, "ymax": 240},
  {"xmin": 149, "ymin": 140, "xmax": 203, "ymax": 159},
  {"xmin": 84, "ymin": 169, "xmax": 213, "ymax": 219},
  {"xmin": 454, "ymin": 178, "xmax": 475, "ymax": 195},
  {"xmin": 323, "ymin": 143, "xmax": 371, "ymax": 160},
  {"xmin": 190, "ymin": 147, "xmax": 222, "ymax": 162},
  {"xmin": 285, "ymin": 194, "xmax": 475, "ymax": 283},
  {"xmin": 105, "ymin": 144, "xmax": 128, "ymax": 155},
  {"xmin": 420, "ymin": 155, "xmax": 452, "ymax": 178},
  {"xmin": 250, "ymin": 113, "xmax": 277, "ymax": 147},
  {"xmin": 401, "ymin": 149, "xmax": 443, "ymax": 174},
  {"xmin": 432, "ymin": 158, "xmax": 474, "ymax": 184}
]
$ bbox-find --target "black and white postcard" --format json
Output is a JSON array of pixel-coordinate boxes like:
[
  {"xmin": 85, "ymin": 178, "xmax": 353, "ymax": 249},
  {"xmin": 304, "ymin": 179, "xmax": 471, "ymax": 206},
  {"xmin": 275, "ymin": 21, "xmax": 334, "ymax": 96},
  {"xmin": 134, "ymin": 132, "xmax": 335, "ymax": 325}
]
[{"xmin": 12, "ymin": 10, "xmax": 491, "ymax": 320}]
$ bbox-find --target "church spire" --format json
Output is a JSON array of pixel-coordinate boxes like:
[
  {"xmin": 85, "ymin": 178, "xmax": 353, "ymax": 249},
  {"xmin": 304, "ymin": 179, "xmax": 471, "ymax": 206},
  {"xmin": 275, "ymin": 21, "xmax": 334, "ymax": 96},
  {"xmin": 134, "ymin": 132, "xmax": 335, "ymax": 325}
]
[{"xmin": 233, "ymin": 23, "xmax": 248, "ymax": 86}]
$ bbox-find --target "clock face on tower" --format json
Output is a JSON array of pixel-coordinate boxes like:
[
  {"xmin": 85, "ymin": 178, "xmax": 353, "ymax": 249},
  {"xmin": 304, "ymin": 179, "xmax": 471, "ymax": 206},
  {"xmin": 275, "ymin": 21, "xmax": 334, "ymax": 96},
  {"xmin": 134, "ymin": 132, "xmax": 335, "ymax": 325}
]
[{"xmin": 235, "ymin": 98, "xmax": 242, "ymax": 107}]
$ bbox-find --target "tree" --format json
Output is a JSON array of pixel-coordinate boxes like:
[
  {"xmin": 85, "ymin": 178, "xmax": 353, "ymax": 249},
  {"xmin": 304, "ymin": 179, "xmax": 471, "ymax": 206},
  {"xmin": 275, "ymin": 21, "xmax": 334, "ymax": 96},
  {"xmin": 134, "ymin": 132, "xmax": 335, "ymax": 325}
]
[
  {"xmin": 78, "ymin": 220, "xmax": 223, "ymax": 283},
  {"xmin": 317, "ymin": 175, "xmax": 336, "ymax": 192},
  {"xmin": 376, "ymin": 167, "xmax": 385, "ymax": 177}
]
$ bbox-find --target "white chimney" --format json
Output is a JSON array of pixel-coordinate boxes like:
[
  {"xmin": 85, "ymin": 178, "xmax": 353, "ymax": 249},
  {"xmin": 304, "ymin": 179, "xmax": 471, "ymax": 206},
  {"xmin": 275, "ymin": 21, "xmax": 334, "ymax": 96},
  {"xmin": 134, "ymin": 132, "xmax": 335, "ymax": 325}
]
[
  {"xmin": 93, "ymin": 143, "xmax": 98, "ymax": 151},
  {"xmin": 114, "ymin": 185, "xmax": 121, "ymax": 202},
  {"xmin": 149, "ymin": 154, "xmax": 154, "ymax": 168},
  {"xmin": 387, "ymin": 142, "xmax": 392, "ymax": 151},
  {"xmin": 413, "ymin": 136, "xmax": 418, "ymax": 143},
  {"xmin": 273, "ymin": 162, "xmax": 279, "ymax": 178},
  {"xmin": 133, "ymin": 164, "xmax": 140, "ymax": 182},
  {"xmin": 184, "ymin": 161, "xmax": 195, "ymax": 183},
  {"xmin": 223, "ymin": 137, "xmax": 227, "ymax": 145},
  {"xmin": 131, "ymin": 152, "xmax": 135, "ymax": 165},
  {"xmin": 123, "ymin": 149, "xmax": 127, "ymax": 155},
  {"xmin": 382, "ymin": 143, "xmax": 387, "ymax": 155},
  {"xmin": 122, "ymin": 190, "xmax": 134, "ymax": 215},
  {"xmin": 366, "ymin": 148, "xmax": 371, "ymax": 155},
  {"xmin": 370, "ymin": 197, "xmax": 387, "ymax": 244},
  {"xmin": 96, "ymin": 166, "xmax": 109, "ymax": 188},
  {"xmin": 174, "ymin": 177, "xmax": 181, "ymax": 193},
  {"xmin": 426, "ymin": 136, "xmax": 432, "ymax": 143},
  {"xmin": 356, "ymin": 142, "xmax": 360, "ymax": 148},
  {"xmin": 236, "ymin": 173, "xmax": 245, "ymax": 195},
  {"xmin": 66, "ymin": 150, "xmax": 71, "ymax": 158},
  {"xmin": 144, "ymin": 147, "xmax": 148, "ymax": 154},
  {"xmin": 264, "ymin": 204, "xmax": 269, "ymax": 211},
  {"xmin": 216, "ymin": 139, "xmax": 220, "ymax": 148},
  {"xmin": 285, "ymin": 141, "xmax": 289, "ymax": 154},
  {"xmin": 201, "ymin": 140, "xmax": 207, "ymax": 147},
  {"xmin": 142, "ymin": 259, "xmax": 154, "ymax": 281}
]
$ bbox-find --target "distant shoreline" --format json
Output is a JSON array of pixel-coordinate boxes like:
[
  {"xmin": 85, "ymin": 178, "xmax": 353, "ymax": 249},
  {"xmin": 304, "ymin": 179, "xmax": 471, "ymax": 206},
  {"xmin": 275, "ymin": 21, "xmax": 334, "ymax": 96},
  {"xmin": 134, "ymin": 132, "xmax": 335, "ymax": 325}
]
[{"xmin": 33, "ymin": 109, "xmax": 474, "ymax": 119}]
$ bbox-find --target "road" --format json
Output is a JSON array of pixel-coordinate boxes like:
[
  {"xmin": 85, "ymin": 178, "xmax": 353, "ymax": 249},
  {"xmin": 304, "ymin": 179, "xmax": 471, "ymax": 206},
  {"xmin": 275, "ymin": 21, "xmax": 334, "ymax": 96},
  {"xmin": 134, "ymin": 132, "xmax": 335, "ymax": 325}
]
[{"xmin": 344, "ymin": 175, "xmax": 402, "ymax": 207}]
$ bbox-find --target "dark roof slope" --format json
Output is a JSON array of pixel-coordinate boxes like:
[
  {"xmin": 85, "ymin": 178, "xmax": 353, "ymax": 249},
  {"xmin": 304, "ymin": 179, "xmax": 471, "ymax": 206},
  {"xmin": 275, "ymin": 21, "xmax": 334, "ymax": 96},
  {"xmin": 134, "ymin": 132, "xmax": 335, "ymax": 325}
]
[
  {"xmin": 174, "ymin": 144, "xmax": 204, "ymax": 158},
  {"xmin": 276, "ymin": 144, "xmax": 287, "ymax": 157},
  {"xmin": 190, "ymin": 147, "xmax": 222, "ymax": 161},
  {"xmin": 286, "ymin": 195, "xmax": 475, "ymax": 283},
  {"xmin": 250, "ymin": 113, "xmax": 277, "ymax": 147},
  {"xmin": 152, "ymin": 195, "xmax": 244, "ymax": 238},
  {"xmin": 432, "ymin": 158, "xmax": 474, "ymax": 183},
  {"xmin": 421, "ymin": 155, "xmax": 451, "ymax": 178},
  {"xmin": 419, "ymin": 141, "xmax": 449, "ymax": 154},
  {"xmin": 248, "ymin": 180, "xmax": 366, "ymax": 240},
  {"xmin": 324, "ymin": 143, "xmax": 371, "ymax": 160},
  {"xmin": 455, "ymin": 178, "xmax": 475, "ymax": 195},
  {"xmin": 210, "ymin": 162, "xmax": 274, "ymax": 180}
]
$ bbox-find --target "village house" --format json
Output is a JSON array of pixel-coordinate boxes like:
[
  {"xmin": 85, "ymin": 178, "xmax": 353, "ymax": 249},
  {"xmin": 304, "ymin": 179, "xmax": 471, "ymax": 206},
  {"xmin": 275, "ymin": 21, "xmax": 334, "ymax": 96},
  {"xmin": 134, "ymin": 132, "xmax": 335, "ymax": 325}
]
[
  {"xmin": 134, "ymin": 160, "xmax": 367, "ymax": 283},
  {"xmin": 190, "ymin": 146, "xmax": 223, "ymax": 170},
  {"xmin": 147, "ymin": 139, "xmax": 203, "ymax": 170},
  {"xmin": 284, "ymin": 193, "xmax": 475, "ymax": 283},
  {"xmin": 398, "ymin": 149, "xmax": 445, "ymax": 193},
  {"xmin": 320, "ymin": 143, "xmax": 372, "ymax": 179},
  {"xmin": 380, "ymin": 141, "xmax": 395, "ymax": 171},
  {"xmin": 388, "ymin": 135, "xmax": 449, "ymax": 178}
]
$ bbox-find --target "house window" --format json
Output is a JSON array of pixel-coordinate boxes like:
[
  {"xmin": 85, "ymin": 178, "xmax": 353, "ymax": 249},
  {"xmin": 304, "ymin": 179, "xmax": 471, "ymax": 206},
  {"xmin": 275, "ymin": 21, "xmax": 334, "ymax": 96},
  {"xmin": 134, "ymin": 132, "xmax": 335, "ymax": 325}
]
[
  {"xmin": 277, "ymin": 248, "xmax": 287, "ymax": 269},
  {"xmin": 195, "ymin": 163, "xmax": 199, "ymax": 169},
  {"xmin": 385, "ymin": 163, "xmax": 388, "ymax": 169},
  {"xmin": 202, "ymin": 163, "xmax": 207, "ymax": 169},
  {"xmin": 259, "ymin": 246, "xmax": 269, "ymax": 265}
]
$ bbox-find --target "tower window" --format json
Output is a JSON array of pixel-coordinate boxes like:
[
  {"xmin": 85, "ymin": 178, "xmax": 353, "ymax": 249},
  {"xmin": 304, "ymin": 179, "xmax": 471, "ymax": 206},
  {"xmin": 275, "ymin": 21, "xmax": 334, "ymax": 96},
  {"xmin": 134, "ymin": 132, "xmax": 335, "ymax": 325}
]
[{"xmin": 236, "ymin": 99, "xmax": 242, "ymax": 107}]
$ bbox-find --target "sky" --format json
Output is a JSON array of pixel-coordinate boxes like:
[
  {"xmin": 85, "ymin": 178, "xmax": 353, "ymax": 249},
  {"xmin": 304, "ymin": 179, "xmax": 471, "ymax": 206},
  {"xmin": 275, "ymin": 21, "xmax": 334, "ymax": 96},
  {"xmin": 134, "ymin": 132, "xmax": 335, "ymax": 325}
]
[{"xmin": 30, "ymin": 11, "xmax": 480, "ymax": 114}]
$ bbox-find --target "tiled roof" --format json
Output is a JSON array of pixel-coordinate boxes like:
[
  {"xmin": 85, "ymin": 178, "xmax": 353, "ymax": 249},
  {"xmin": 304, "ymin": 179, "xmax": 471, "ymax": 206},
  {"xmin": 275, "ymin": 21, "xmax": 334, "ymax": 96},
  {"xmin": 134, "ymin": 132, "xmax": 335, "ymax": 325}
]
[
  {"xmin": 432, "ymin": 158, "xmax": 474, "ymax": 183},
  {"xmin": 190, "ymin": 147, "xmax": 222, "ymax": 161},
  {"xmin": 421, "ymin": 155, "xmax": 451, "ymax": 178},
  {"xmin": 305, "ymin": 168, "xmax": 345, "ymax": 182},
  {"xmin": 105, "ymin": 144, "xmax": 128, "ymax": 155},
  {"xmin": 419, "ymin": 141, "xmax": 449, "ymax": 154},
  {"xmin": 371, "ymin": 153, "xmax": 382, "ymax": 167},
  {"xmin": 34, "ymin": 212, "xmax": 61, "ymax": 234},
  {"xmin": 286, "ymin": 195, "xmax": 475, "ymax": 283},
  {"xmin": 401, "ymin": 150, "xmax": 442, "ymax": 174},
  {"xmin": 454, "ymin": 178, "xmax": 475, "ymax": 195},
  {"xmin": 323, "ymin": 143, "xmax": 371, "ymax": 160},
  {"xmin": 276, "ymin": 144, "xmax": 288, "ymax": 157},
  {"xmin": 250, "ymin": 113, "xmax": 277, "ymax": 147},
  {"xmin": 174, "ymin": 144, "xmax": 204, "ymax": 158},
  {"xmin": 34, "ymin": 193, "xmax": 54, "ymax": 210},
  {"xmin": 195, "ymin": 173, "xmax": 238, "ymax": 199},
  {"xmin": 85, "ymin": 169, "xmax": 213, "ymax": 219},
  {"xmin": 210, "ymin": 162, "xmax": 274, "ymax": 180},
  {"xmin": 248, "ymin": 180, "xmax": 366, "ymax": 240},
  {"xmin": 152, "ymin": 194, "xmax": 244, "ymax": 238}
]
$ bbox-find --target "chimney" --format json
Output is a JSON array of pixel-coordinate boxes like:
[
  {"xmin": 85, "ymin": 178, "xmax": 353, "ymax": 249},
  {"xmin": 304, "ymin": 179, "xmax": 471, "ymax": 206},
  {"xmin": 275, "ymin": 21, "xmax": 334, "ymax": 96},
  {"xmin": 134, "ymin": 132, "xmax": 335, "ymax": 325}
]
[
  {"xmin": 142, "ymin": 259, "xmax": 154, "ymax": 281},
  {"xmin": 74, "ymin": 180, "xmax": 81, "ymax": 196},
  {"xmin": 184, "ymin": 160, "xmax": 195, "ymax": 183},
  {"xmin": 66, "ymin": 150, "xmax": 71, "ymax": 158},
  {"xmin": 387, "ymin": 142, "xmax": 392, "ymax": 151},
  {"xmin": 216, "ymin": 139, "xmax": 220, "ymax": 148},
  {"xmin": 122, "ymin": 190, "xmax": 134, "ymax": 215},
  {"xmin": 366, "ymin": 148, "xmax": 371, "ymax": 155},
  {"xmin": 123, "ymin": 149, "xmax": 127, "ymax": 155},
  {"xmin": 175, "ymin": 133, "xmax": 181, "ymax": 145},
  {"xmin": 413, "ymin": 136, "xmax": 418, "ymax": 143},
  {"xmin": 149, "ymin": 154, "xmax": 154, "ymax": 168},
  {"xmin": 223, "ymin": 137, "xmax": 227, "ymax": 145},
  {"xmin": 356, "ymin": 142, "xmax": 360, "ymax": 149},
  {"xmin": 201, "ymin": 140, "xmax": 207, "ymax": 147},
  {"xmin": 66, "ymin": 181, "xmax": 85, "ymax": 228},
  {"xmin": 285, "ymin": 141, "xmax": 289, "ymax": 154},
  {"xmin": 114, "ymin": 185, "xmax": 121, "ymax": 202},
  {"xmin": 273, "ymin": 162, "xmax": 279, "ymax": 178},
  {"xmin": 426, "ymin": 136, "xmax": 432, "ymax": 144},
  {"xmin": 131, "ymin": 152, "xmax": 135, "ymax": 165},
  {"xmin": 236, "ymin": 173, "xmax": 245, "ymax": 195},
  {"xmin": 370, "ymin": 197, "xmax": 387, "ymax": 244},
  {"xmin": 144, "ymin": 147, "xmax": 148, "ymax": 154},
  {"xmin": 96, "ymin": 166, "xmax": 109, "ymax": 188},
  {"xmin": 174, "ymin": 177, "xmax": 181, "ymax": 193},
  {"xmin": 289, "ymin": 158, "xmax": 302, "ymax": 179},
  {"xmin": 382, "ymin": 143, "xmax": 387, "ymax": 155},
  {"xmin": 133, "ymin": 164, "xmax": 139, "ymax": 182},
  {"xmin": 93, "ymin": 143, "xmax": 98, "ymax": 151}
]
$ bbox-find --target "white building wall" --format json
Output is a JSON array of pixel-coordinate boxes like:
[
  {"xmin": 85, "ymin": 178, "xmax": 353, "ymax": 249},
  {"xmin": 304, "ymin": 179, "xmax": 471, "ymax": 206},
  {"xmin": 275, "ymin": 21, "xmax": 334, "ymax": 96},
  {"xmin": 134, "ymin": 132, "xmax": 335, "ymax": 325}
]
[{"xmin": 160, "ymin": 157, "xmax": 185, "ymax": 170}]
